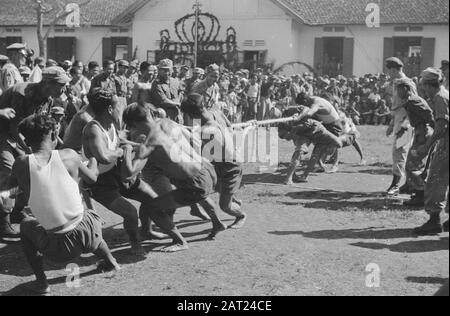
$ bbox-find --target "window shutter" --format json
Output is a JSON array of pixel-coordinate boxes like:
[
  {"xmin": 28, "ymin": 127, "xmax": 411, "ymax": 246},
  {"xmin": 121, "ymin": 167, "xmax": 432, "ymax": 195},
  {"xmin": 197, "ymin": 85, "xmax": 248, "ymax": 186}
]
[
  {"xmin": 421, "ymin": 37, "xmax": 436, "ymax": 69},
  {"xmin": 102, "ymin": 37, "xmax": 113, "ymax": 61},
  {"xmin": 343, "ymin": 38, "xmax": 354, "ymax": 77},
  {"xmin": 383, "ymin": 37, "xmax": 394, "ymax": 73},
  {"xmin": 47, "ymin": 37, "xmax": 56, "ymax": 60},
  {"xmin": 0, "ymin": 38, "xmax": 7, "ymax": 55},
  {"xmin": 314, "ymin": 38, "xmax": 324, "ymax": 75},
  {"xmin": 127, "ymin": 37, "xmax": 133, "ymax": 60}
]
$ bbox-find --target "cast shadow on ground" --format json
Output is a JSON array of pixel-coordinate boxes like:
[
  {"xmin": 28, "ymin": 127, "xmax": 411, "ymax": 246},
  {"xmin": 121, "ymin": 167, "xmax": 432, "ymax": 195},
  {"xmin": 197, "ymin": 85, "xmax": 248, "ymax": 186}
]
[
  {"xmin": 351, "ymin": 237, "xmax": 449, "ymax": 253},
  {"xmin": 339, "ymin": 168, "xmax": 393, "ymax": 176},
  {"xmin": 283, "ymin": 189, "xmax": 409, "ymax": 212},
  {"xmin": 1, "ymin": 267, "xmax": 116, "ymax": 296},
  {"xmin": 406, "ymin": 276, "xmax": 448, "ymax": 285},
  {"xmin": 268, "ymin": 227, "xmax": 416, "ymax": 240}
]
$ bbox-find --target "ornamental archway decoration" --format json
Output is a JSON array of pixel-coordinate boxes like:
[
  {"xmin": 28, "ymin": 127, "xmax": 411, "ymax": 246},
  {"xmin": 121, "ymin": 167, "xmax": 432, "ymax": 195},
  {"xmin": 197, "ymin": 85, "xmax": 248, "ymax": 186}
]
[{"xmin": 157, "ymin": 12, "xmax": 238, "ymax": 69}]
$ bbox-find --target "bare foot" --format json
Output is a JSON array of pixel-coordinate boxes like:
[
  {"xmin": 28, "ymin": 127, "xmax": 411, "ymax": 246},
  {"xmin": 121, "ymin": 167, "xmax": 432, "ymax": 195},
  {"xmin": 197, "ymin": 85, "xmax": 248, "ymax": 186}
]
[
  {"xmin": 25, "ymin": 280, "xmax": 50, "ymax": 296},
  {"xmin": 359, "ymin": 159, "xmax": 367, "ymax": 166},
  {"xmin": 208, "ymin": 223, "xmax": 227, "ymax": 240},
  {"xmin": 327, "ymin": 166, "xmax": 339, "ymax": 174},
  {"xmin": 161, "ymin": 243, "xmax": 189, "ymax": 253},
  {"xmin": 229, "ymin": 214, "xmax": 247, "ymax": 230},
  {"xmin": 96, "ymin": 260, "xmax": 121, "ymax": 273}
]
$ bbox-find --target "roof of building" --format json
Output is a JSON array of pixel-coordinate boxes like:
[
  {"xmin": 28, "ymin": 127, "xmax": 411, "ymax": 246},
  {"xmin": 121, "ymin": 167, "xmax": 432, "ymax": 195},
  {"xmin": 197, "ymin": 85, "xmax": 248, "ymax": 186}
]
[
  {"xmin": 0, "ymin": 0, "xmax": 448, "ymax": 27},
  {"xmin": 0, "ymin": 0, "xmax": 146, "ymax": 26},
  {"xmin": 275, "ymin": 0, "xmax": 449, "ymax": 25}
]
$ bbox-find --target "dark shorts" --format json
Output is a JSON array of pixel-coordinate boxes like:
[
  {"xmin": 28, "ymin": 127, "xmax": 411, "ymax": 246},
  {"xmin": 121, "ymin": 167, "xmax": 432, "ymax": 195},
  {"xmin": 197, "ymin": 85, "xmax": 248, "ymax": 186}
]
[
  {"xmin": 314, "ymin": 128, "xmax": 341, "ymax": 147},
  {"xmin": 141, "ymin": 165, "xmax": 174, "ymax": 196},
  {"xmin": 86, "ymin": 167, "xmax": 122, "ymax": 209},
  {"xmin": 214, "ymin": 162, "xmax": 243, "ymax": 195},
  {"xmin": 171, "ymin": 162, "xmax": 217, "ymax": 205},
  {"xmin": 323, "ymin": 121, "xmax": 344, "ymax": 136},
  {"xmin": 20, "ymin": 210, "xmax": 103, "ymax": 263}
]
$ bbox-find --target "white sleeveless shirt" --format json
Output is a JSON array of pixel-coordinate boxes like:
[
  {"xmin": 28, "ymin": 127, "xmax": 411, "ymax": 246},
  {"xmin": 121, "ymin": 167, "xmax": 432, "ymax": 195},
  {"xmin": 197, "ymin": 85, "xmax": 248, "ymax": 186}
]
[
  {"xmin": 28, "ymin": 151, "xmax": 84, "ymax": 234},
  {"xmin": 83, "ymin": 121, "xmax": 119, "ymax": 175}
]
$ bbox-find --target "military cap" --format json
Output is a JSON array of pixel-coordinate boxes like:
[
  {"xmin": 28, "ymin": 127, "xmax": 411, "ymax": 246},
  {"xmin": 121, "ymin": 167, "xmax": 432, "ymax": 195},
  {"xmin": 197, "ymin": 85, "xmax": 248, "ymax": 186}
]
[{"xmin": 385, "ymin": 57, "xmax": 404, "ymax": 68}]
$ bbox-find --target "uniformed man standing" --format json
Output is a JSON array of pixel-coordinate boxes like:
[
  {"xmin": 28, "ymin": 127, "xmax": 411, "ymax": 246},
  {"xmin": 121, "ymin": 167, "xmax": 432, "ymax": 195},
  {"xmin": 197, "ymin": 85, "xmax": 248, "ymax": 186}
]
[
  {"xmin": 385, "ymin": 57, "xmax": 417, "ymax": 196},
  {"xmin": 115, "ymin": 60, "xmax": 131, "ymax": 103},
  {"xmin": 0, "ymin": 43, "xmax": 26, "ymax": 95},
  {"xmin": 184, "ymin": 67, "xmax": 204, "ymax": 96},
  {"xmin": 395, "ymin": 78, "xmax": 434, "ymax": 206},
  {"xmin": 90, "ymin": 60, "xmax": 117, "ymax": 94},
  {"xmin": 149, "ymin": 59, "xmax": 182, "ymax": 123},
  {"xmin": 191, "ymin": 64, "xmax": 221, "ymax": 111},
  {"xmin": 441, "ymin": 60, "xmax": 449, "ymax": 91},
  {"xmin": 0, "ymin": 55, "xmax": 9, "ymax": 96},
  {"xmin": 412, "ymin": 68, "xmax": 449, "ymax": 235}
]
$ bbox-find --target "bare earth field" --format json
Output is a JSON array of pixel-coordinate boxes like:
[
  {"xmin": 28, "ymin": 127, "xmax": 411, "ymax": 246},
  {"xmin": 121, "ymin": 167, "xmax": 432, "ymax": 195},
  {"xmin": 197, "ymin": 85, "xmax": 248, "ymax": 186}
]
[{"xmin": 0, "ymin": 126, "xmax": 448, "ymax": 296}]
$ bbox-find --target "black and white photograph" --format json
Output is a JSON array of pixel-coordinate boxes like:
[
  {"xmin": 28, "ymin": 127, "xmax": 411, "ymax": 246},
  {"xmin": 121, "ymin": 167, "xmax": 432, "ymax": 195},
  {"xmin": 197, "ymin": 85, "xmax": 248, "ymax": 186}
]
[{"xmin": 0, "ymin": 0, "xmax": 448, "ymax": 299}]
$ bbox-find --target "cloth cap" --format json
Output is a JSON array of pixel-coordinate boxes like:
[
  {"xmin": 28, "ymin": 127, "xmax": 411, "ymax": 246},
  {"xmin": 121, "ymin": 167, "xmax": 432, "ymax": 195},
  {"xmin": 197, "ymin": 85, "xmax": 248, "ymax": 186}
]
[
  {"xmin": 394, "ymin": 77, "xmax": 415, "ymax": 90},
  {"xmin": 158, "ymin": 59, "xmax": 173, "ymax": 69},
  {"xmin": 193, "ymin": 67, "xmax": 204, "ymax": 74},
  {"xmin": 42, "ymin": 66, "xmax": 71, "ymax": 84},
  {"xmin": 421, "ymin": 67, "xmax": 444, "ymax": 83},
  {"xmin": 118, "ymin": 60, "xmax": 129, "ymax": 67}
]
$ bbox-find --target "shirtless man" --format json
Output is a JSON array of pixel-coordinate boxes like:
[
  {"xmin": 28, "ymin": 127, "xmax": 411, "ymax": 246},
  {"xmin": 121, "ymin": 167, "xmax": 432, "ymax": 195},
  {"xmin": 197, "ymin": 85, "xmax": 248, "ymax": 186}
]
[
  {"xmin": 181, "ymin": 94, "xmax": 247, "ymax": 229},
  {"xmin": 280, "ymin": 116, "xmax": 353, "ymax": 183},
  {"xmin": 296, "ymin": 92, "xmax": 365, "ymax": 172},
  {"xmin": 122, "ymin": 105, "xmax": 228, "ymax": 252},
  {"xmin": 63, "ymin": 103, "xmax": 95, "ymax": 153},
  {"xmin": 2, "ymin": 114, "xmax": 119, "ymax": 295},
  {"xmin": 81, "ymin": 89, "xmax": 144, "ymax": 256}
]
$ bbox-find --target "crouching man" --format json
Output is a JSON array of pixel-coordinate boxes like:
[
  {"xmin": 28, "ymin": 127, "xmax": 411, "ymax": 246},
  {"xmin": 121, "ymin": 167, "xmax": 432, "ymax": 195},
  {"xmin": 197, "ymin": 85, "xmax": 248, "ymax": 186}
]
[
  {"xmin": 2, "ymin": 114, "xmax": 119, "ymax": 295},
  {"xmin": 123, "ymin": 105, "xmax": 228, "ymax": 252}
]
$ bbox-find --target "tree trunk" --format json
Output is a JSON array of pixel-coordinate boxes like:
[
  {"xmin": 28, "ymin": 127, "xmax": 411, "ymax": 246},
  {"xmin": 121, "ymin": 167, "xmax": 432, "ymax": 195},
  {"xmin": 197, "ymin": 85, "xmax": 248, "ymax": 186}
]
[{"xmin": 36, "ymin": 2, "xmax": 47, "ymax": 59}]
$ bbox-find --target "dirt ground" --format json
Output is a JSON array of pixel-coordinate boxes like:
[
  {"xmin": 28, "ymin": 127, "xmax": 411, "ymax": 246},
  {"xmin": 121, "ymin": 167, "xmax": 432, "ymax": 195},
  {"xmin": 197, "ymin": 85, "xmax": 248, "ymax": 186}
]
[{"xmin": 1, "ymin": 126, "xmax": 448, "ymax": 296}]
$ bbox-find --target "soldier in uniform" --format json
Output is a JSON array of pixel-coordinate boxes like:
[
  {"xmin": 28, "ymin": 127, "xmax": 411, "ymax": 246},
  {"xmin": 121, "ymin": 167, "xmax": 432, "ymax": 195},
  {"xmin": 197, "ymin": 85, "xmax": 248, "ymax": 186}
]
[
  {"xmin": 384, "ymin": 57, "xmax": 417, "ymax": 196},
  {"xmin": 395, "ymin": 78, "xmax": 434, "ymax": 207},
  {"xmin": 0, "ymin": 55, "xmax": 9, "ymax": 96},
  {"xmin": 191, "ymin": 64, "xmax": 221, "ymax": 111},
  {"xmin": 114, "ymin": 60, "xmax": 131, "ymax": 126},
  {"xmin": 90, "ymin": 60, "xmax": 117, "ymax": 94},
  {"xmin": 184, "ymin": 67, "xmax": 204, "ymax": 96},
  {"xmin": 412, "ymin": 68, "xmax": 449, "ymax": 235},
  {"xmin": 149, "ymin": 59, "xmax": 183, "ymax": 123},
  {"xmin": 0, "ymin": 43, "xmax": 26, "ymax": 95}
]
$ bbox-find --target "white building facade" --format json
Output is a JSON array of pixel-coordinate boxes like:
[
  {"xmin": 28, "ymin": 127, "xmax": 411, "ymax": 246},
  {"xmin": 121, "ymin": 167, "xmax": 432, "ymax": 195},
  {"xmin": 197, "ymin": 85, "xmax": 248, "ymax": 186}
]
[{"xmin": 1, "ymin": 0, "xmax": 448, "ymax": 76}]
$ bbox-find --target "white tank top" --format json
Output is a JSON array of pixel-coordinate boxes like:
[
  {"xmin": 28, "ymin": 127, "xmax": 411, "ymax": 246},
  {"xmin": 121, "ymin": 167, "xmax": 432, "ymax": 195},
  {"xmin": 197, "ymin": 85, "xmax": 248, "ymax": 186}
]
[
  {"xmin": 83, "ymin": 121, "xmax": 119, "ymax": 175},
  {"xmin": 28, "ymin": 151, "xmax": 84, "ymax": 234}
]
